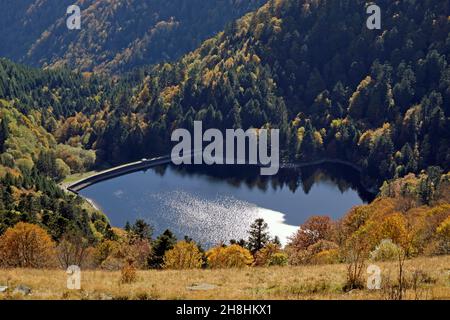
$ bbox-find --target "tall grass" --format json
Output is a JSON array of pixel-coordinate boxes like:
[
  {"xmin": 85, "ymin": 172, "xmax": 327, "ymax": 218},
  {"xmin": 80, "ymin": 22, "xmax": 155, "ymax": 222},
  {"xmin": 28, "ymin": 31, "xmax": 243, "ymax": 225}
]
[{"xmin": 0, "ymin": 255, "xmax": 448, "ymax": 300}]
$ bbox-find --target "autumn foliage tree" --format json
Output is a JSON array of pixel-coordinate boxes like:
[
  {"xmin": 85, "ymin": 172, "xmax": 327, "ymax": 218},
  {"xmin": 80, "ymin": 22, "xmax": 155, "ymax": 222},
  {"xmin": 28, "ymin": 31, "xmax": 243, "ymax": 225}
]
[
  {"xmin": 163, "ymin": 241, "xmax": 203, "ymax": 270},
  {"xmin": 93, "ymin": 230, "xmax": 152, "ymax": 270},
  {"xmin": 288, "ymin": 216, "xmax": 333, "ymax": 250},
  {"xmin": 0, "ymin": 222, "xmax": 56, "ymax": 268},
  {"xmin": 206, "ymin": 244, "xmax": 253, "ymax": 269},
  {"xmin": 254, "ymin": 243, "xmax": 287, "ymax": 266},
  {"xmin": 436, "ymin": 217, "xmax": 450, "ymax": 254},
  {"xmin": 377, "ymin": 213, "xmax": 410, "ymax": 250}
]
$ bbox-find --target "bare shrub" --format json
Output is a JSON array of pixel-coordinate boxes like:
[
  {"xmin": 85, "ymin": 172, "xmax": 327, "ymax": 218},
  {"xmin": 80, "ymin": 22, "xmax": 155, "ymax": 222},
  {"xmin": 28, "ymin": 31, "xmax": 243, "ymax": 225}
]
[
  {"xmin": 57, "ymin": 231, "xmax": 91, "ymax": 269},
  {"xmin": 120, "ymin": 259, "xmax": 137, "ymax": 284},
  {"xmin": 342, "ymin": 227, "xmax": 373, "ymax": 291}
]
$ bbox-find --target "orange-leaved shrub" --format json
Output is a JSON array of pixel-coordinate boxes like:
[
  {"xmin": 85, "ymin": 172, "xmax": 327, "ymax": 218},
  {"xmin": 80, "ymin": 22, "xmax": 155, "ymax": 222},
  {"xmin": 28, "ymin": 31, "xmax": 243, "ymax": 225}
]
[
  {"xmin": 254, "ymin": 243, "xmax": 287, "ymax": 266},
  {"xmin": 288, "ymin": 216, "xmax": 333, "ymax": 251},
  {"xmin": 94, "ymin": 228, "xmax": 152, "ymax": 270},
  {"xmin": 0, "ymin": 222, "xmax": 56, "ymax": 268}
]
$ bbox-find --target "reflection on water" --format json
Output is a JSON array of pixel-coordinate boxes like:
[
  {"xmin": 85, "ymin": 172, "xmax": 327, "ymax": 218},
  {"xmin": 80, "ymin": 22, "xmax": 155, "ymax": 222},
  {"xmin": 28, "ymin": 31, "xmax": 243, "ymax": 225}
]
[{"xmin": 80, "ymin": 163, "xmax": 374, "ymax": 247}]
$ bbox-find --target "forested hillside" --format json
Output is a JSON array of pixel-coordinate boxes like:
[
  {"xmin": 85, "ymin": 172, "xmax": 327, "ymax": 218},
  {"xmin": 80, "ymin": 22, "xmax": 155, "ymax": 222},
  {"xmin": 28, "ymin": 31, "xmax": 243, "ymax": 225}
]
[
  {"xmin": 0, "ymin": 0, "xmax": 266, "ymax": 74},
  {"xmin": 0, "ymin": 60, "xmax": 113, "ymax": 243},
  {"xmin": 0, "ymin": 58, "xmax": 109, "ymax": 117},
  {"xmin": 0, "ymin": 0, "xmax": 449, "ymax": 271},
  {"xmin": 4, "ymin": 0, "xmax": 448, "ymax": 187},
  {"xmin": 92, "ymin": 0, "xmax": 450, "ymax": 188}
]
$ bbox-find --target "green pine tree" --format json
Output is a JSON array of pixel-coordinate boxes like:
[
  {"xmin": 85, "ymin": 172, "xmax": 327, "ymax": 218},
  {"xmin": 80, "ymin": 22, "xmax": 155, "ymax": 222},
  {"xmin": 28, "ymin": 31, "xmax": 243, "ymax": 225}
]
[
  {"xmin": 148, "ymin": 229, "xmax": 177, "ymax": 269},
  {"xmin": 247, "ymin": 218, "xmax": 270, "ymax": 255}
]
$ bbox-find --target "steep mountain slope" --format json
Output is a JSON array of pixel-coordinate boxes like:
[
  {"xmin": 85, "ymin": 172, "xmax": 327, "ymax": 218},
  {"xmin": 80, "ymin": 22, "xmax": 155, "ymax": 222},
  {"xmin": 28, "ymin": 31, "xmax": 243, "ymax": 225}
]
[
  {"xmin": 0, "ymin": 58, "xmax": 109, "ymax": 117},
  {"xmin": 93, "ymin": 0, "xmax": 450, "ymax": 187},
  {"xmin": 0, "ymin": 0, "xmax": 266, "ymax": 74},
  {"xmin": 0, "ymin": 0, "xmax": 72, "ymax": 60},
  {"xmin": 0, "ymin": 59, "xmax": 113, "ymax": 241}
]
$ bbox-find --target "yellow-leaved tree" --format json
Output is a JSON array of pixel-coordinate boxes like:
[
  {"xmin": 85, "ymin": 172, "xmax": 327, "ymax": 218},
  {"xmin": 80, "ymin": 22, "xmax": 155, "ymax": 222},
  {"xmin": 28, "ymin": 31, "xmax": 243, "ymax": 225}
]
[
  {"xmin": 206, "ymin": 244, "xmax": 253, "ymax": 269},
  {"xmin": 163, "ymin": 241, "xmax": 203, "ymax": 270}
]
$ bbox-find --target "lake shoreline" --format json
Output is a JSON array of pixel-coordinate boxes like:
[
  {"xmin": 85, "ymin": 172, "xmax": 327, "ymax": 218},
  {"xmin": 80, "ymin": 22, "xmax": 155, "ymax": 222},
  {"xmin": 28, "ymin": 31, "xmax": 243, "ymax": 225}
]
[
  {"xmin": 71, "ymin": 157, "xmax": 375, "ymax": 247},
  {"xmin": 66, "ymin": 156, "xmax": 379, "ymax": 195}
]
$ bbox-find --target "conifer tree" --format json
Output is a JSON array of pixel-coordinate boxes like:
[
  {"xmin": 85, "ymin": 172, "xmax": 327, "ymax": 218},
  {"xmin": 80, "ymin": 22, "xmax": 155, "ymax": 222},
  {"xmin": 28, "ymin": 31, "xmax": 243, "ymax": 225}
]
[
  {"xmin": 247, "ymin": 218, "xmax": 270, "ymax": 255},
  {"xmin": 149, "ymin": 229, "xmax": 177, "ymax": 269},
  {"xmin": 0, "ymin": 118, "xmax": 9, "ymax": 153}
]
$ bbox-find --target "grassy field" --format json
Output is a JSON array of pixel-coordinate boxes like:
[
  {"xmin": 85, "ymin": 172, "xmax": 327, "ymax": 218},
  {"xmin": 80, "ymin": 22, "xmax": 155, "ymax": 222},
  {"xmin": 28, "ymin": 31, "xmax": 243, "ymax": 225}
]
[{"xmin": 0, "ymin": 255, "xmax": 449, "ymax": 300}]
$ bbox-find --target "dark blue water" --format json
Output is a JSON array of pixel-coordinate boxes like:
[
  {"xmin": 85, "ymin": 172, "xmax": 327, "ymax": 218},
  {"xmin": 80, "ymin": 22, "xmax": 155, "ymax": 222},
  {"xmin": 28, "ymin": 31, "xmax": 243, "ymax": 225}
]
[{"xmin": 80, "ymin": 163, "xmax": 373, "ymax": 247}]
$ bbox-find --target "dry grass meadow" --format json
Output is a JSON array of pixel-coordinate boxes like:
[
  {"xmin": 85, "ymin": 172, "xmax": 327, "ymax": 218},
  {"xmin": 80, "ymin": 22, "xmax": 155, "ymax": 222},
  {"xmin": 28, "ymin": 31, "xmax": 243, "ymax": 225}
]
[{"xmin": 0, "ymin": 255, "xmax": 449, "ymax": 300}]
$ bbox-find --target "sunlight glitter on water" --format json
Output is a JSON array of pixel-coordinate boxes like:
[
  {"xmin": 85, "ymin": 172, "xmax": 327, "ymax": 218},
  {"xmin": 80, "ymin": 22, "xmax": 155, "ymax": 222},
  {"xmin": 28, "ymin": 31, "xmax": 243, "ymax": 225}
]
[
  {"xmin": 80, "ymin": 163, "xmax": 369, "ymax": 248},
  {"xmin": 150, "ymin": 191, "xmax": 298, "ymax": 247}
]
